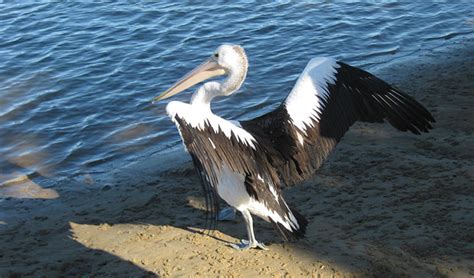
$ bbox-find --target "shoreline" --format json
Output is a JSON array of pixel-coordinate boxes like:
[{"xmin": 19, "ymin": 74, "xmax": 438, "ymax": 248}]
[{"xmin": 1, "ymin": 39, "xmax": 473, "ymax": 276}]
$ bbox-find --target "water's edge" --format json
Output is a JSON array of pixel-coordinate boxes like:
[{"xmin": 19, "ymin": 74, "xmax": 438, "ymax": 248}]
[{"xmin": 1, "ymin": 36, "xmax": 472, "ymax": 200}]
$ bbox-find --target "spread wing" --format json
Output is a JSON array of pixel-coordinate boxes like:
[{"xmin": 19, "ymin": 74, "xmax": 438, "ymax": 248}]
[{"xmin": 241, "ymin": 57, "xmax": 435, "ymax": 186}]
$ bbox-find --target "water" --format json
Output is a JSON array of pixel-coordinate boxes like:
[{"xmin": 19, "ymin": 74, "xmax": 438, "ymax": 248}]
[{"xmin": 0, "ymin": 2, "xmax": 473, "ymax": 190}]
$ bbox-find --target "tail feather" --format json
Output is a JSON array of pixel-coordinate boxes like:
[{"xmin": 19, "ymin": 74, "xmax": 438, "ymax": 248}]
[{"xmin": 270, "ymin": 206, "xmax": 308, "ymax": 241}]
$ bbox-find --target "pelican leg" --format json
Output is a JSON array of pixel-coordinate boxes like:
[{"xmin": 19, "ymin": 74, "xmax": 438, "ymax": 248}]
[
  {"xmin": 230, "ymin": 209, "xmax": 267, "ymax": 250},
  {"xmin": 217, "ymin": 206, "xmax": 237, "ymax": 221}
]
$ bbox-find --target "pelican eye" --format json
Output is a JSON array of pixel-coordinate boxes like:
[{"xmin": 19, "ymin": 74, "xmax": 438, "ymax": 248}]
[{"xmin": 213, "ymin": 53, "xmax": 219, "ymax": 58}]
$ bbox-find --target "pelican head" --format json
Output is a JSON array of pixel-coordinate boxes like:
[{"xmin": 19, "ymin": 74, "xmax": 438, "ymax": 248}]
[{"xmin": 153, "ymin": 44, "xmax": 248, "ymax": 103}]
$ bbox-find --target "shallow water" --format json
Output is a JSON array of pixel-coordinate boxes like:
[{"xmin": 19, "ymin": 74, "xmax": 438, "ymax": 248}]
[{"xmin": 0, "ymin": 3, "xmax": 473, "ymax": 190}]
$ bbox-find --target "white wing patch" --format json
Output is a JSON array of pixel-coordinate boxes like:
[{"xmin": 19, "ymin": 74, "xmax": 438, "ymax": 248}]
[
  {"xmin": 284, "ymin": 57, "xmax": 339, "ymax": 133},
  {"xmin": 166, "ymin": 101, "xmax": 257, "ymax": 149}
]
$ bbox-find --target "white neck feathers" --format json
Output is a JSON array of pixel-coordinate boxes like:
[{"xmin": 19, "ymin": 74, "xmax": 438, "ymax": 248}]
[{"xmin": 191, "ymin": 46, "xmax": 248, "ymax": 109}]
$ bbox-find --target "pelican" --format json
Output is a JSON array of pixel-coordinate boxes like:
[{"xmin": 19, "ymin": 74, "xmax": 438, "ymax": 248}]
[{"xmin": 153, "ymin": 44, "xmax": 434, "ymax": 250}]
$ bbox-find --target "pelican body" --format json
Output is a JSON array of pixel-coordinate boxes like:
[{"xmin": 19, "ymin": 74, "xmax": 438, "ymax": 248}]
[{"xmin": 153, "ymin": 44, "xmax": 434, "ymax": 250}]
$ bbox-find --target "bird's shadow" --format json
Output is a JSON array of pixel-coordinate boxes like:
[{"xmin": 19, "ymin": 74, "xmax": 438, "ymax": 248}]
[{"xmin": 0, "ymin": 159, "xmax": 279, "ymax": 276}]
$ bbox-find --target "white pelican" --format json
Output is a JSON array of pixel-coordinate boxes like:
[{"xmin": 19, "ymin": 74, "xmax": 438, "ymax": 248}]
[{"xmin": 153, "ymin": 44, "xmax": 434, "ymax": 250}]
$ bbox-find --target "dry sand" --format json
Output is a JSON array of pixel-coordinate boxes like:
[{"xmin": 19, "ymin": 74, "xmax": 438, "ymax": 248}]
[{"xmin": 1, "ymin": 40, "xmax": 473, "ymax": 277}]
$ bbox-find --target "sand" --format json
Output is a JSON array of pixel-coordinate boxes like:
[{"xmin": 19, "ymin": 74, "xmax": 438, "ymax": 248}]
[{"xmin": 1, "ymin": 39, "xmax": 473, "ymax": 277}]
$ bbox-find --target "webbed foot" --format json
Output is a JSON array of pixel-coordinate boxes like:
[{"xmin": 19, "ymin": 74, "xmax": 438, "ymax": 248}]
[{"xmin": 229, "ymin": 239, "xmax": 268, "ymax": 250}]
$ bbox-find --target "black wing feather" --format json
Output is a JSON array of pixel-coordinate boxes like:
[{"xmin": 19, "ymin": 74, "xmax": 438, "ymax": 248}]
[
  {"xmin": 174, "ymin": 116, "xmax": 282, "ymax": 231},
  {"xmin": 242, "ymin": 61, "xmax": 435, "ymax": 186},
  {"xmin": 175, "ymin": 115, "xmax": 308, "ymax": 239}
]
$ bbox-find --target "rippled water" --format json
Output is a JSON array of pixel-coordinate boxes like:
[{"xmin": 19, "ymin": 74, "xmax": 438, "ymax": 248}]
[{"xmin": 1, "ymin": 3, "xmax": 473, "ymax": 187}]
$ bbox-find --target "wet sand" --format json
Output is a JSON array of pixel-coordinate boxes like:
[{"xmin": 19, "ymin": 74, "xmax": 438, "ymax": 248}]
[{"xmin": 1, "ymin": 40, "xmax": 473, "ymax": 277}]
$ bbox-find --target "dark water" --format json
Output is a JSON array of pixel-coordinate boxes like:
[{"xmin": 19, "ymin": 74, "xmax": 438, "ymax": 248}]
[{"xmin": 0, "ymin": 3, "xmax": 473, "ymax": 188}]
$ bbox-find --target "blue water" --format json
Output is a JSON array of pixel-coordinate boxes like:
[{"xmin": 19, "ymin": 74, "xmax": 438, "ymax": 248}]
[{"xmin": 0, "ymin": 3, "xmax": 473, "ymax": 188}]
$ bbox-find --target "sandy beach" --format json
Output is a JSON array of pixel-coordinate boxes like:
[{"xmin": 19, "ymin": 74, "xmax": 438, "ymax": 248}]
[{"xmin": 1, "ymin": 40, "xmax": 473, "ymax": 277}]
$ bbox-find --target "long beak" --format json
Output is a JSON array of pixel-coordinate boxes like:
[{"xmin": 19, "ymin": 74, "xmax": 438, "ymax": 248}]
[{"xmin": 152, "ymin": 58, "xmax": 226, "ymax": 103}]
